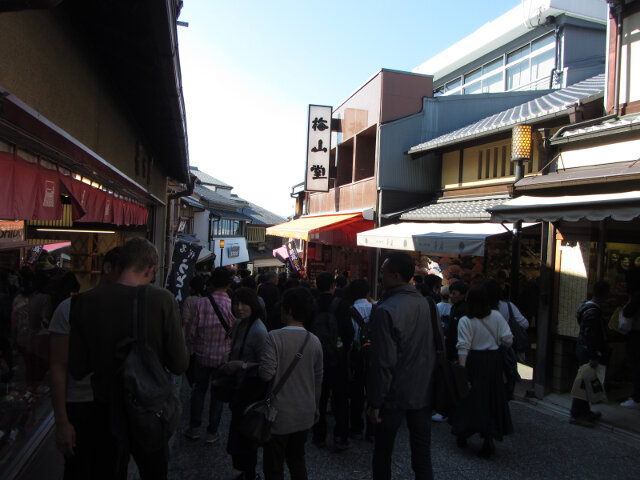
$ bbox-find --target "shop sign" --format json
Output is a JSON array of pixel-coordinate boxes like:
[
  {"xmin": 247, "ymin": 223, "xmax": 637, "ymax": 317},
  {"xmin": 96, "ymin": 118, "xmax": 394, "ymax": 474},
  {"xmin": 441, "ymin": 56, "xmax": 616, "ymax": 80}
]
[
  {"xmin": 305, "ymin": 104, "xmax": 332, "ymax": 192},
  {"xmin": 228, "ymin": 245, "xmax": 240, "ymax": 258},
  {"xmin": 286, "ymin": 241, "xmax": 304, "ymax": 273},
  {"xmin": 165, "ymin": 240, "xmax": 203, "ymax": 306},
  {"xmin": 0, "ymin": 220, "xmax": 24, "ymax": 245}
]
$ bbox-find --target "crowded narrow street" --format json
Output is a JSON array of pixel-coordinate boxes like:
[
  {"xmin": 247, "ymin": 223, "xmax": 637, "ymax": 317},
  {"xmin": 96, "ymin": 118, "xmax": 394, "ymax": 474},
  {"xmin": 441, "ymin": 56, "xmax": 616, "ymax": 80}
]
[{"xmin": 163, "ymin": 384, "xmax": 640, "ymax": 480}]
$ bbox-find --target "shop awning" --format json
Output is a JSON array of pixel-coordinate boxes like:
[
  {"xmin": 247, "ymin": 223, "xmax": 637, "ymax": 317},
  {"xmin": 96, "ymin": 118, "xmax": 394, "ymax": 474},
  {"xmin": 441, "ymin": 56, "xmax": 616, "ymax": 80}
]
[
  {"xmin": 488, "ymin": 191, "xmax": 640, "ymax": 223},
  {"xmin": 197, "ymin": 247, "xmax": 214, "ymax": 263},
  {"xmin": 252, "ymin": 257, "xmax": 284, "ymax": 268},
  {"xmin": 357, "ymin": 222, "xmax": 512, "ymax": 256},
  {"xmin": 266, "ymin": 213, "xmax": 365, "ymax": 241}
]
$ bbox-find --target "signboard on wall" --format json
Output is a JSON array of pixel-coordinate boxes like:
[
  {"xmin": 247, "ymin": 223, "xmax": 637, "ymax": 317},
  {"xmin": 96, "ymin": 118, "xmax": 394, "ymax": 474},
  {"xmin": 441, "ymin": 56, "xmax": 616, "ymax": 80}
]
[
  {"xmin": 0, "ymin": 220, "xmax": 24, "ymax": 245},
  {"xmin": 305, "ymin": 104, "xmax": 332, "ymax": 192},
  {"xmin": 165, "ymin": 240, "xmax": 203, "ymax": 306}
]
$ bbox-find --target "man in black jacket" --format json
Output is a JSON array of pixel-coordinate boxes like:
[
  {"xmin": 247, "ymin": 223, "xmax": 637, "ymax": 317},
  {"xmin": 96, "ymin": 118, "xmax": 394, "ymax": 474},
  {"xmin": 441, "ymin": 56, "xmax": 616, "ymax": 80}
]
[
  {"xmin": 570, "ymin": 280, "xmax": 610, "ymax": 428},
  {"xmin": 311, "ymin": 271, "xmax": 351, "ymax": 451},
  {"xmin": 368, "ymin": 253, "xmax": 435, "ymax": 480}
]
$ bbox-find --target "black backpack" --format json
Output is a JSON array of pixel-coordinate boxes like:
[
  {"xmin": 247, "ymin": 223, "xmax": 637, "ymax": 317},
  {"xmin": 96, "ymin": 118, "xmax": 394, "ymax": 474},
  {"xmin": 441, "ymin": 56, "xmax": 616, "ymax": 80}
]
[
  {"xmin": 311, "ymin": 297, "xmax": 341, "ymax": 368},
  {"xmin": 349, "ymin": 304, "xmax": 372, "ymax": 354},
  {"xmin": 118, "ymin": 285, "xmax": 181, "ymax": 453}
]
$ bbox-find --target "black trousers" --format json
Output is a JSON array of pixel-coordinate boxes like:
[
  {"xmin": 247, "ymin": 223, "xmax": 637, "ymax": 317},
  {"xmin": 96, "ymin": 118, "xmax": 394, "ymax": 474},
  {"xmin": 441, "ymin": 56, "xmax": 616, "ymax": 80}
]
[
  {"xmin": 313, "ymin": 365, "xmax": 349, "ymax": 442},
  {"xmin": 372, "ymin": 407, "xmax": 433, "ymax": 480},
  {"xmin": 90, "ymin": 402, "xmax": 169, "ymax": 480},
  {"xmin": 64, "ymin": 402, "xmax": 98, "ymax": 480},
  {"xmin": 263, "ymin": 430, "xmax": 308, "ymax": 480}
]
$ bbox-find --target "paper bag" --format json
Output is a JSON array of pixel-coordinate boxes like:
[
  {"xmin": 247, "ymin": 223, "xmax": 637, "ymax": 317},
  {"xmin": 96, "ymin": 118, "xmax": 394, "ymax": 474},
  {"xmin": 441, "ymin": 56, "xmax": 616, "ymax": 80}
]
[{"xmin": 570, "ymin": 364, "xmax": 607, "ymax": 404}]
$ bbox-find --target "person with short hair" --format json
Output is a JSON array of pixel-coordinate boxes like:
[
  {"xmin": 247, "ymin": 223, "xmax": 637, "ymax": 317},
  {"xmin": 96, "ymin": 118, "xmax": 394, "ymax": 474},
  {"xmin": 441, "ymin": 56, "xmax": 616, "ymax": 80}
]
[
  {"xmin": 50, "ymin": 248, "xmax": 120, "ymax": 479},
  {"xmin": 259, "ymin": 286, "xmax": 323, "ymax": 480},
  {"xmin": 347, "ymin": 278, "xmax": 373, "ymax": 440},
  {"xmin": 186, "ymin": 267, "xmax": 234, "ymax": 443},
  {"xmin": 570, "ymin": 280, "xmax": 611, "ymax": 427},
  {"xmin": 310, "ymin": 272, "xmax": 350, "ymax": 451},
  {"xmin": 221, "ymin": 287, "xmax": 268, "ymax": 480},
  {"xmin": 68, "ymin": 237, "xmax": 188, "ymax": 479},
  {"xmin": 368, "ymin": 252, "xmax": 436, "ymax": 480}
]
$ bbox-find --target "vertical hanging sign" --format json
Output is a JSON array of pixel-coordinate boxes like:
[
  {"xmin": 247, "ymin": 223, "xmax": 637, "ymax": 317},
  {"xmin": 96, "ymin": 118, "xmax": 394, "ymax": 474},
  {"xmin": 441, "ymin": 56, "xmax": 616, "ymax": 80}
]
[{"xmin": 305, "ymin": 104, "xmax": 332, "ymax": 192}]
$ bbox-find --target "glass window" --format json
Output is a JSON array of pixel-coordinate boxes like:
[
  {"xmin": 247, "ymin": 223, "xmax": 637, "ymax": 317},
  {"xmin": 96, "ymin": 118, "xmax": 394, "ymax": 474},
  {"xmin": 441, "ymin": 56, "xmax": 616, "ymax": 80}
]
[
  {"xmin": 532, "ymin": 33, "xmax": 555, "ymax": 53},
  {"xmin": 464, "ymin": 81, "xmax": 482, "ymax": 95},
  {"xmin": 531, "ymin": 47, "xmax": 555, "ymax": 82},
  {"xmin": 445, "ymin": 77, "xmax": 462, "ymax": 92},
  {"xmin": 507, "ymin": 61, "xmax": 530, "ymax": 90},
  {"xmin": 507, "ymin": 44, "xmax": 529, "ymax": 64},
  {"xmin": 482, "ymin": 72, "xmax": 503, "ymax": 93},
  {"xmin": 464, "ymin": 68, "xmax": 481, "ymax": 84},
  {"xmin": 482, "ymin": 57, "xmax": 503, "ymax": 75}
]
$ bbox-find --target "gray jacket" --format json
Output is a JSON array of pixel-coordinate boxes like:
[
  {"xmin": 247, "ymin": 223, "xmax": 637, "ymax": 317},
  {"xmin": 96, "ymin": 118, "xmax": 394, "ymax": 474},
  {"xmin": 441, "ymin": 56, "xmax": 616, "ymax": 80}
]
[{"xmin": 367, "ymin": 284, "xmax": 436, "ymax": 410}]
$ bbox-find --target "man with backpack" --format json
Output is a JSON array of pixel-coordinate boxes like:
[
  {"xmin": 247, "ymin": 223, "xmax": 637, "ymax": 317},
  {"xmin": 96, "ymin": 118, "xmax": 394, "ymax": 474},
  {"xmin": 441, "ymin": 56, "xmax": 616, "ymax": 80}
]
[
  {"xmin": 310, "ymin": 271, "xmax": 351, "ymax": 451},
  {"xmin": 69, "ymin": 238, "xmax": 189, "ymax": 480},
  {"xmin": 347, "ymin": 278, "xmax": 373, "ymax": 440}
]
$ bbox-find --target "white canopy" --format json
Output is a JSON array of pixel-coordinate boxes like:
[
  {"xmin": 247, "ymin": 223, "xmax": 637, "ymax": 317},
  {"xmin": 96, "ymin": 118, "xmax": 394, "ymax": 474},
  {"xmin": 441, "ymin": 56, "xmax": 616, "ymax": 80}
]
[
  {"xmin": 488, "ymin": 191, "xmax": 640, "ymax": 223},
  {"xmin": 357, "ymin": 222, "xmax": 512, "ymax": 256}
]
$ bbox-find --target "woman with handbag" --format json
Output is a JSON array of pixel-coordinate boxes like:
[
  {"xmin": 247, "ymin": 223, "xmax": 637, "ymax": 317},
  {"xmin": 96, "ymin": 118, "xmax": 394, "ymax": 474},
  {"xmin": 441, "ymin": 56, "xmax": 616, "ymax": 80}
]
[
  {"xmin": 219, "ymin": 287, "xmax": 268, "ymax": 480},
  {"xmin": 258, "ymin": 287, "xmax": 323, "ymax": 480},
  {"xmin": 450, "ymin": 284, "xmax": 514, "ymax": 458}
]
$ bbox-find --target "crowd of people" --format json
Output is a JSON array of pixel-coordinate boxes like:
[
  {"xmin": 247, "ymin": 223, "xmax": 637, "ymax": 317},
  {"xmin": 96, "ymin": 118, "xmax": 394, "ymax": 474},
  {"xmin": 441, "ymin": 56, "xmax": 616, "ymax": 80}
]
[{"xmin": 2, "ymin": 237, "xmax": 640, "ymax": 480}]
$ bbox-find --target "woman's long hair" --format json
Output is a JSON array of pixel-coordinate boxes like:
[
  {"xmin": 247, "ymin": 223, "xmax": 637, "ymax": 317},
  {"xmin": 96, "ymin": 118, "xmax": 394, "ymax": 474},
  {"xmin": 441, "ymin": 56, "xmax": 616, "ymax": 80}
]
[
  {"xmin": 232, "ymin": 287, "xmax": 262, "ymax": 322},
  {"xmin": 466, "ymin": 284, "xmax": 491, "ymax": 319}
]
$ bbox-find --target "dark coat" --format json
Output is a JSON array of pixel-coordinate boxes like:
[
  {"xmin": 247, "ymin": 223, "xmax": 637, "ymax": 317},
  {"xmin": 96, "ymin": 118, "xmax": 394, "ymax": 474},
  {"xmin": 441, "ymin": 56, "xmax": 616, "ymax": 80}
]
[{"xmin": 367, "ymin": 284, "xmax": 436, "ymax": 410}]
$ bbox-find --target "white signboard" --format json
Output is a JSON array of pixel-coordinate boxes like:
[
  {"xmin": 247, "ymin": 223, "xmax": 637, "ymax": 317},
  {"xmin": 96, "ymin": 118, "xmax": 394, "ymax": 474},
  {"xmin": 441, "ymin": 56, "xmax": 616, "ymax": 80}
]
[{"xmin": 305, "ymin": 104, "xmax": 332, "ymax": 192}]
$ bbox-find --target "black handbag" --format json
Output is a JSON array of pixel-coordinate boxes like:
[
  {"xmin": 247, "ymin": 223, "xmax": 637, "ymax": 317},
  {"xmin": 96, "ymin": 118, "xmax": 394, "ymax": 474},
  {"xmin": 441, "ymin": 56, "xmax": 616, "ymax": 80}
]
[
  {"xmin": 239, "ymin": 332, "xmax": 311, "ymax": 445},
  {"xmin": 428, "ymin": 297, "xmax": 468, "ymax": 416}
]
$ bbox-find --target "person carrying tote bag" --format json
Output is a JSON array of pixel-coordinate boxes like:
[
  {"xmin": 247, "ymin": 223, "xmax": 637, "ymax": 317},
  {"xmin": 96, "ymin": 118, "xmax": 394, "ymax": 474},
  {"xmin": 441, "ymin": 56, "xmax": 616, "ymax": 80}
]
[{"xmin": 218, "ymin": 287, "xmax": 268, "ymax": 480}]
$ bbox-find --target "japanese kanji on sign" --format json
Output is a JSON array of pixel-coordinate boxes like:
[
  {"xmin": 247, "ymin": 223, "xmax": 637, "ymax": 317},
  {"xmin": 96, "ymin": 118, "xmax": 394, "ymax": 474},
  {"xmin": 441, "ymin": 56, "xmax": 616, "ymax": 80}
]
[
  {"xmin": 305, "ymin": 104, "xmax": 332, "ymax": 192},
  {"xmin": 165, "ymin": 240, "xmax": 203, "ymax": 306}
]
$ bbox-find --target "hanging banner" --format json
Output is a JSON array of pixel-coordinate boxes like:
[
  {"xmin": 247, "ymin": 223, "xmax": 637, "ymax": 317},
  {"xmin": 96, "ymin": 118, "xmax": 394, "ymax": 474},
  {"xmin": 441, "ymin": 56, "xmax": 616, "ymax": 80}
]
[
  {"xmin": 165, "ymin": 240, "xmax": 203, "ymax": 306},
  {"xmin": 305, "ymin": 104, "xmax": 332, "ymax": 192},
  {"xmin": 286, "ymin": 241, "xmax": 304, "ymax": 273}
]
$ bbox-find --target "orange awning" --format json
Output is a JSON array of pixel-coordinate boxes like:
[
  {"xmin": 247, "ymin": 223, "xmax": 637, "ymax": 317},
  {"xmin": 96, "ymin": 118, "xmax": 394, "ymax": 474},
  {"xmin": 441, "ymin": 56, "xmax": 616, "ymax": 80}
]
[{"xmin": 266, "ymin": 213, "xmax": 363, "ymax": 241}]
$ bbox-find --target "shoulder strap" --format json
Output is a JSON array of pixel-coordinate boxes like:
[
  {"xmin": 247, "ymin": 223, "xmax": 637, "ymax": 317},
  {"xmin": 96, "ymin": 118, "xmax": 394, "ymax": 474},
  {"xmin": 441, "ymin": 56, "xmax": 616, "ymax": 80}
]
[
  {"xmin": 133, "ymin": 285, "xmax": 149, "ymax": 345},
  {"xmin": 350, "ymin": 305, "xmax": 365, "ymax": 327},
  {"xmin": 507, "ymin": 302, "xmax": 515, "ymax": 326},
  {"xmin": 207, "ymin": 294, "xmax": 231, "ymax": 335},
  {"xmin": 236, "ymin": 319, "xmax": 255, "ymax": 360},
  {"xmin": 478, "ymin": 316, "xmax": 500, "ymax": 349},
  {"xmin": 270, "ymin": 331, "xmax": 311, "ymax": 397}
]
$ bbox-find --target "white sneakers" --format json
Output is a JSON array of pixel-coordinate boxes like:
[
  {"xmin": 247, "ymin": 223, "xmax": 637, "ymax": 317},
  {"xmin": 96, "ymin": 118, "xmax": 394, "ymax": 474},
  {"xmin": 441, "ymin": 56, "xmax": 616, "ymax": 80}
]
[
  {"xmin": 431, "ymin": 413, "xmax": 447, "ymax": 422},
  {"xmin": 620, "ymin": 398, "xmax": 640, "ymax": 409}
]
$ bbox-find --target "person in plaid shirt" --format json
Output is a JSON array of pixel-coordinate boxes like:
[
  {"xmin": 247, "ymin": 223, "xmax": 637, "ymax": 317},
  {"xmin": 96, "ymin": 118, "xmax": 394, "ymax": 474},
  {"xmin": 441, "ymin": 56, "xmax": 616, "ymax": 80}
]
[{"xmin": 185, "ymin": 267, "xmax": 234, "ymax": 443}]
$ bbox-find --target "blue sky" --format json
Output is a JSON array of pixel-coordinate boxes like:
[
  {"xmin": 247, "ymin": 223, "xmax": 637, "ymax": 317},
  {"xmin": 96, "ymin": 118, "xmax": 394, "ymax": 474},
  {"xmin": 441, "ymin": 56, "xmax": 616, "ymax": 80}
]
[{"xmin": 178, "ymin": 0, "xmax": 521, "ymax": 217}]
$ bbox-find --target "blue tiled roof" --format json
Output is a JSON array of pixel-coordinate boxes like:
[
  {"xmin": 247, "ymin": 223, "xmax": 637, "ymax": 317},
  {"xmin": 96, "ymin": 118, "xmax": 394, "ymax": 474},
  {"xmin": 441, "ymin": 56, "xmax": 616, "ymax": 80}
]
[
  {"xmin": 400, "ymin": 196, "xmax": 509, "ymax": 221},
  {"xmin": 193, "ymin": 184, "xmax": 242, "ymax": 208},
  {"xmin": 408, "ymin": 74, "xmax": 605, "ymax": 155},
  {"xmin": 190, "ymin": 167, "xmax": 233, "ymax": 188}
]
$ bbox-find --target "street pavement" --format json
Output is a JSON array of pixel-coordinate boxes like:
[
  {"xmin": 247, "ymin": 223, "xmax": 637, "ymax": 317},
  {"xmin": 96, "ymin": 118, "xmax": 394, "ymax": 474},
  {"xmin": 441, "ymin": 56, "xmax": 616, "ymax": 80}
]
[{"xmin": 162, "ymin": 381, "xmax": 640, "ymax": 480}]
